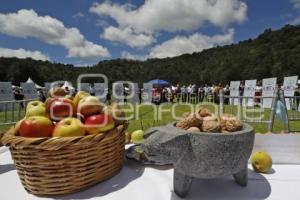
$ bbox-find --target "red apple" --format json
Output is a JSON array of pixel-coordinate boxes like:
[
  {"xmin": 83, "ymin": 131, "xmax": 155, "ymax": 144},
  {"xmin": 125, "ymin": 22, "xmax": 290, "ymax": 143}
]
[
  {"xmin": 85, "ymin": 113, "xmax": 115, "ymax": 134},
  {"xmin": 52, "ymin": 118, "xmax": 86, "ymax": 137},
  {"xmin": 78, "ymin": 96, "xmax": 104, "ymax": 117},
  {"xmin": 19, "ymin": 116, "xmax": 53, "ymax": 138},
  {"xmin": 14, "ymin": 118, "xmax": 25, "ymax": 135},
  {"xmin": 45, "ymin": 98, "xmax": 76, "ymax": 120}
]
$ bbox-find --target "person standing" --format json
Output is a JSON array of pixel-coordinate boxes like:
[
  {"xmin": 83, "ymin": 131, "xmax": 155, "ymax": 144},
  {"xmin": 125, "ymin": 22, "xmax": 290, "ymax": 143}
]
[
  {"xmin": 37, "ymin": 89, "xmax": 46, "ymax": 102},
  {"xmin": 255, "ymin": 80, "xmax": 262, "ymax": 106},
  {"xmin": 223, "ymin": 84, "xmax": 230, "ymax": 104},
  {"xmin": 213, "ymin": 84, "xmax": 222, "ymax": 104},
  {"xmin": 14, "ymin": 88, "xmax": 24, "ymax": 109},
  {"xmin": 175, "ymin": 84, "xmax": 181, "ymax": 103},
  {"xmin": 295, "ymin": 81, "xmax": 300, "ymax": 110},
  {"xmin": 181, "ymin": 85, "xmax": 187, "ymax": 102},
  {"xmin": 204, "ymin": 84, "xmax": 208, "ymax": 101},
  {"xmin": 239, "ymin": 81, "xmax": 245, "ymax": 98},
  {"xmin": 105, "ymin": 89, "xmax": 112, "ymax": 105},
  {"xmin": 138, "ymin": 88, "xmax": 143, "ymax": 104},
  {"xmin": 89, "ymin": 85, "xmax": 95, "ymax": 96},
  {"xmin": 198, "ymin": 86, "xmax": 204, "ymax": 102}
]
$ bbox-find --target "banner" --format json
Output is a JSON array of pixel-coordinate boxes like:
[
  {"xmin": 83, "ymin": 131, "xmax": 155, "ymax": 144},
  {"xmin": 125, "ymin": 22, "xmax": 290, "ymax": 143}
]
[
  {"xmin": 94, "ymin": 83, "xmax": 108, "ymax": 102},
  {"xmin": 128, "ymin": 83, "xmax": 140, "ymax": 104},
  {"xmin": 0, "ymin": 82, "xmax": 14, "ymax": 111},
  {"xmin": 262, "ymin": 78, "xmax": 277, "ymax": 108},
  {"xmin": 78, "ymin": 83, "xmax": 90, "ymax": 93},
  {"xmin": 283, "ymin": 76, "xmax": 298, "ymax": 110},
  {"xmin": 112, "ymin": 82, "xmax": 124, "ymax": 103},
  {"xmin": 44, "ymin": 82, "xmax": 51, "ymax": 94},
  {"xmin": 143, "ymin": 83, "xmax": 153, "ymax": 104},
  {"xmin": 243, "ymin": 80, "xmax": 257, "ymax": 107},
  {"xmin": 21, "ymin": 82, "xmax": 38, "ymax": 99},
  {"xmin": 229, "ymin": 81, "xmax": 240, "ymax": 105}
]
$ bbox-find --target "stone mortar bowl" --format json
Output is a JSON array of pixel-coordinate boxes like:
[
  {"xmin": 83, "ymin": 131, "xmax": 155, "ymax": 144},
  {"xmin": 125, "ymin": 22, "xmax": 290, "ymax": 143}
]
[{"xmin": 141, "ymin": 122, "xmax": 255, "ymax": 198}]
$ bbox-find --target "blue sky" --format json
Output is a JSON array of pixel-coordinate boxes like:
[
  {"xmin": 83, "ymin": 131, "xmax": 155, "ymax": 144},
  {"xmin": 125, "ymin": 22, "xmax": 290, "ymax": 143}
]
[{"xmin": 0, "ymin": 0, "xmax": 299, "ymax": 66}]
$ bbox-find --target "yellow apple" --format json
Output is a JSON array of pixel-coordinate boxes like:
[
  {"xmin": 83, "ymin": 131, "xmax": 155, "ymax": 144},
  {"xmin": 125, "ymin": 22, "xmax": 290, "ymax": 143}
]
[
  {"xmin": 26, "ymin": 100, "xmax": 47, "ymax": 117},
  {"xmin": 73, "ymin": 91, "xmax": 90, "ymax": 107},
  {"xmin": 251, "ymin": 151, "xmax": 272, "ymax": 173},
  {"xmin": 131, "ymin": 130, "xmax": 144, "ymax": 144},
  {"xmin": 78, "ymin": 96, "xmax": 104, "ymax": 117},
  {"xmin": 52, "ymin": 118, "xmax": 86, "ymax": 137}
]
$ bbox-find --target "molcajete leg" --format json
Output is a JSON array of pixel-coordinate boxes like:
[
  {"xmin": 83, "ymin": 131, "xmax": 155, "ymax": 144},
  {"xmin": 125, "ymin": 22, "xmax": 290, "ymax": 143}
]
[
  {"xmin": 233, "ymin": 165, "xmax": 248, "ymax": 186},
  {"xmin": 173, "ymin": 169, "xmax": 193, "ymax": 198}
]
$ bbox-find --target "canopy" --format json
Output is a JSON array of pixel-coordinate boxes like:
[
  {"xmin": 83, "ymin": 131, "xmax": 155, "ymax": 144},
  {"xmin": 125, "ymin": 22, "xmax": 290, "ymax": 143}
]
[
  {"xmin": 25, "ymin": 77, "xmax": 44, "ymax": 89},
  {"xmin": 26, "ymin": 77, "xmax": 34, "ymax": 84},
  {"xmin": 148, "ymin": 79, "xmax": 170, "ymax": 86}
]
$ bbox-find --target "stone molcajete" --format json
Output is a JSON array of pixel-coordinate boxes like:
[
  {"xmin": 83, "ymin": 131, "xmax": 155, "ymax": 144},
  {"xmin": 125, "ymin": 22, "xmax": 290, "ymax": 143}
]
[{"xmin": 141, "ymin": 122, "xmax": 255, "ymax": 198}]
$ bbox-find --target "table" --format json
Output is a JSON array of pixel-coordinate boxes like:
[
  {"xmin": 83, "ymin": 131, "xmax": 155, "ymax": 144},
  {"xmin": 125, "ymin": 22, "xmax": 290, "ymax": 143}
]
[{"xmin": 1, "ymin": 148, "xmax": 300, "ymax": 200}]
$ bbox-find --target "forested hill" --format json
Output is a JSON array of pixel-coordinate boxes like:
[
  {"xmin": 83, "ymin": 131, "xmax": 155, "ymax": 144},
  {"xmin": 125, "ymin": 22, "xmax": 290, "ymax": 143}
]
[{"xmin": 1, "ymin": 24, "xmax": 300, "ymax": 86}]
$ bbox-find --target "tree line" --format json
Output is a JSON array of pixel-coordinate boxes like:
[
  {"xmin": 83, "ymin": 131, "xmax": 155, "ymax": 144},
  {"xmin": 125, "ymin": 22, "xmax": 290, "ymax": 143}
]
[{"xmin": 0, "ymin": 24, "xmax": 300, "ymax": 86}]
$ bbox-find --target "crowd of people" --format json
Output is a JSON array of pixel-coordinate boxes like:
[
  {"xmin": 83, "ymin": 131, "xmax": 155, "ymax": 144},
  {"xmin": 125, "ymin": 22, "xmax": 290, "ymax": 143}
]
[
  {"xmin": 152, "ymin": 83, "xmax": 231, "ymax": 105},
  {"xmin": 10, "ymin": 80, "xmax": 300, "ymax": 109},
  {"xmin": 151, "ymin": 81, "xmax": 300, "ymax": 108}
]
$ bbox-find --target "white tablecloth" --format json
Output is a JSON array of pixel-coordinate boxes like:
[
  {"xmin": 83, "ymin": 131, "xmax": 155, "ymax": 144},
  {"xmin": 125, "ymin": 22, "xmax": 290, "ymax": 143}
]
[{"xmin": 1, "ymin": 148, "xmax": 300, "ymax": 200}]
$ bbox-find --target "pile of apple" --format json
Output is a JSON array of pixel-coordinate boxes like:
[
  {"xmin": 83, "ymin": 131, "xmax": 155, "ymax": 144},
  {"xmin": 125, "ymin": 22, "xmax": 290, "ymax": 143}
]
[{"xmin": 15, "ymin": 89, "xmax": 124, "ymax": 138}]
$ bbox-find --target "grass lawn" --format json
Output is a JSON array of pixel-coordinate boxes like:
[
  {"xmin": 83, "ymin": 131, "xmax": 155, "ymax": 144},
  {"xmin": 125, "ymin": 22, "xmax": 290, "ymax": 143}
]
[
  {"xmin": 1, "ymin": 103, "xmax": 299, "ymax": 134},
  {"xmin": 0, "ymin": 106, "xmax": 26, "ymax": 133},
  {"xmin": 124, "ymin": 103, "xmax": 300, "ymax": 133}
]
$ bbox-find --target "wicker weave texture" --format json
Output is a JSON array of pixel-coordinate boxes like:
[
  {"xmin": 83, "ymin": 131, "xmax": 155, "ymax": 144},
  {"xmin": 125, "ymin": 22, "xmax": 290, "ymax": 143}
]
[{"xmin": 1, "ymin": 122, "xmax": 128, "ymax": 195}]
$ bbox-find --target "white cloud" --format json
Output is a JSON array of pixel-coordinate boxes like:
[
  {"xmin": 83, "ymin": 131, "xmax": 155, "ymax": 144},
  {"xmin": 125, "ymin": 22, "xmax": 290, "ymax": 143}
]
[
  {"xmin": 95, "ymin": 19, "xmax": 109, "ymax": 27},
  {"xmin": 149, "ymin": 29, "xmax": 234, "ymax": 58},
  {"xmin": 121, "ymin": 51, "xmax": 146, "ymax": 60},
  {"xmin": 0, "ymin": 9, "xmax": 110, "ymax": 59},
  {"xmin": 72, "ymin": 12, "xmax": 84, "ymax": 19},
  {"xmin": 292, "ymin": 0, "xmax": 300, "ymax": 8},
  {"xmin": 0, "ymin": 47, "xmax": 49, "ymax": 61},
  {"xmin": 90, "ymin": 0, "xmax": 247, "ymax": 33},
  {"xmin": 289, "ymin": 16, "xmax": 300, "ymax": 25},
  {"xmin": 289, "ymin": 0, "xmax": 300, "ymax": 24},
  {"xmin": 102, "ymin": 26, "xmax": 154, "ymax": 48}
]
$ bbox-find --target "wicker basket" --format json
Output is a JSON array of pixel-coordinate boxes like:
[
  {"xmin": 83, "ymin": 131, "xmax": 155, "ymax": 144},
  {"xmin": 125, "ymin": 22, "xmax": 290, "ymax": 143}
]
[
  {"xmin": 0, "ymin": 122, "xmax": 128, "ymax": 196},
  {"xmin": 0, "ymin": 132, "xmax": 3, "ymax": 147}
]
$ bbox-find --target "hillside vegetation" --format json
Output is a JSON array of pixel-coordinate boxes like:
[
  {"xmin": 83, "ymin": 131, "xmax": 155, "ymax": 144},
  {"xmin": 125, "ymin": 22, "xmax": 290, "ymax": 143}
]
[{"xmin": 1, "ymin": 25, "xmax": 300, "ymax": 86}]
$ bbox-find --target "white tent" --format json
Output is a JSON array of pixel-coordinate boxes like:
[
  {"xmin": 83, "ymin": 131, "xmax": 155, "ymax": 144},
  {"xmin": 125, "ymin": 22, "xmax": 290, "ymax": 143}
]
[{"xmin": 26, "ymin": 77, "xmax": 44, "ymax": 89}]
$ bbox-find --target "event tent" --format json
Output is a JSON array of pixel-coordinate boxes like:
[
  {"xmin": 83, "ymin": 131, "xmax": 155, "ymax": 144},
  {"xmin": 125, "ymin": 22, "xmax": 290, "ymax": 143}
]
[
  {"xmin": 26, "ymin": 77, "xmax": 43, "ymax": 89},
  {"xmin": 148, "ymin": 79, "xmax": 170, "ymax": 86}
]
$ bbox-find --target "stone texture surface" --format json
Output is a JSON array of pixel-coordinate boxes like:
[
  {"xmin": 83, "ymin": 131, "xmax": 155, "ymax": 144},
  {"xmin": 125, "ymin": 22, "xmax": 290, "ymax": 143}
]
[{"xmin": 141, "ymin": 122, "xmax": 255, "ymax": 197}]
